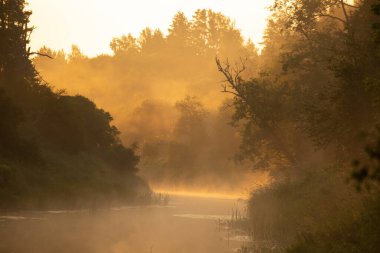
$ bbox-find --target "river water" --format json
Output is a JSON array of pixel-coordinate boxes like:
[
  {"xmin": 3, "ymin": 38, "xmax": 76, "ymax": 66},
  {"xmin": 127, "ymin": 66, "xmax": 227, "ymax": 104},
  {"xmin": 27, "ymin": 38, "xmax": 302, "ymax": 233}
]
[{"xmin": 0, "ymin": 195, "xmax": 248, "ymax": 253}]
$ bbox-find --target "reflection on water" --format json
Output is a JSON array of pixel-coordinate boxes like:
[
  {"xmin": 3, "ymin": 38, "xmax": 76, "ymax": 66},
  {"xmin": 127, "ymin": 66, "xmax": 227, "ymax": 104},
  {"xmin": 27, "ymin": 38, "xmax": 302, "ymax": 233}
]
[
  {"xmin": 173, "ymin": 213, "xmax": 231, "ymax": 220},
  {"xmin": 0, "ymin": 195, "xmax": 247, "ymax": 253},
  {"xmin": 228, "ymin": 235, "xmax": 251, "ymax": 242},
  {"xmin": 0, "ymin": 215, "xmax": 47, "ymax": 221}
]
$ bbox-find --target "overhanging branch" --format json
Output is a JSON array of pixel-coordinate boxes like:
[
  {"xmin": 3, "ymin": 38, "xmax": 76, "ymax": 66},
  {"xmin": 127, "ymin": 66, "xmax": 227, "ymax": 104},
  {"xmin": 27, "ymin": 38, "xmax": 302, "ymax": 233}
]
[
  {"xmin": 319, "ymin": 14, "xmax": 347, "ymax": 24},
  {"xmin": 29, "ymin": 52, "xmax": 53, "ymax": 59}
]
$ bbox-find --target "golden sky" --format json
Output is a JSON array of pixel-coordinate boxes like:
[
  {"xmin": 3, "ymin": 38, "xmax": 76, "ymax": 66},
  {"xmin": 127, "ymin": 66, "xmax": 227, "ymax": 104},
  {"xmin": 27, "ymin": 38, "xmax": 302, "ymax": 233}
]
[{"xmin": 28, "ymin": 0, "xmax": 272, "ymax": 56}]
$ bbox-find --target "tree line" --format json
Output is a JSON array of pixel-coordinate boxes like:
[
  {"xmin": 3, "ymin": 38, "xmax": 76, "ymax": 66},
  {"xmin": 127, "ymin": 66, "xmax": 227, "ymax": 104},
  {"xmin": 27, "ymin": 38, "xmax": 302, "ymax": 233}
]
[
  {"xmin": 33, "ymin": 9, "xmax": 261, "ymax": 192},
  {"xmin": 217, "ymin": 0, "xmax": 380, "ymax": 252},
  {"xmin": 0, "ymin": 0, "xmax": 151, "ymax": 210}
]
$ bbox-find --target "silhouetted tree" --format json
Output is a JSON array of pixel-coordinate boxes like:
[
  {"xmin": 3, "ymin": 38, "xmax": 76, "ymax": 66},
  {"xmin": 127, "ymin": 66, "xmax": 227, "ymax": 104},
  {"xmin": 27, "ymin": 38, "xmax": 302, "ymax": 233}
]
[
  {"xmin": 0, "ymin": 1, "xmax": 148, "ymax": 209},
  {"xmin": 167, "ymin": 11, "xmax": 191, "ymax": 50},
  {"xmin": 110, "ymin": 33, "xmax": 139, "ymax": 55}
]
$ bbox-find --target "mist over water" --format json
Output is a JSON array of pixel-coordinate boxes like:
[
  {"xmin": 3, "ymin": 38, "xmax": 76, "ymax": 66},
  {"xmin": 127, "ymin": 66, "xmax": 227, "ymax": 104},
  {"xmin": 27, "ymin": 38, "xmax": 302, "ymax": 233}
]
[
  {"xmin": 0, "ymin": 196, "xmax": 246, "ymax": 253},
  {"xmin": 1, "ymin": 1, "xmax": 380, "ymax": 253},
  {"xmin": 0, "ymin": 5, "xmax": 262, "ymax": 252}
]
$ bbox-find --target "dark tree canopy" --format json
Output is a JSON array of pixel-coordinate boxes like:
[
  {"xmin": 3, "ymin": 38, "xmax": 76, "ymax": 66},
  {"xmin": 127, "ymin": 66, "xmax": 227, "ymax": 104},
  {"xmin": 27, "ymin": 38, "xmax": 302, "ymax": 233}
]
[{"xmin": 0, "ymin": 0, "xmax": 147, "ymax": 210}]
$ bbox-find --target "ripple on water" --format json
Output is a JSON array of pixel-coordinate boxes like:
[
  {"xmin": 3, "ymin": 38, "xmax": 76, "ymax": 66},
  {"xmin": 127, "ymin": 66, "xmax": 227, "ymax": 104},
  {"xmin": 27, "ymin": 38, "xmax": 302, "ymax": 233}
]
[
  {"xmin": 0, "ymin": 216, "xmax": 46, "ymax": 221},
  {"xmin": 173, "ymin": 213, "xmax": 231, "ymax": 220}
]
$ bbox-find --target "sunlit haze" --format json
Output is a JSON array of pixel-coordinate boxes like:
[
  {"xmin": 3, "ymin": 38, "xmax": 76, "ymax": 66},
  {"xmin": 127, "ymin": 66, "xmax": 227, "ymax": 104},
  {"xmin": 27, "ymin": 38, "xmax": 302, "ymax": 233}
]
[
  {"xmin": 2, "ymin": 1, "xmax": 376, "ymax": 252},
  {"xmin": 28, "ymin": 0, "xmax": 272, "ymax": 56}
]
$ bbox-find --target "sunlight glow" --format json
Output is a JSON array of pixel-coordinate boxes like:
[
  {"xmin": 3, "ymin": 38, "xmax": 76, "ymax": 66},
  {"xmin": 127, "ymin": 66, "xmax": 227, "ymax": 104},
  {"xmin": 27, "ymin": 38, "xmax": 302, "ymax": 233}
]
[
  {"xmin": 155, "ymin": 189, "xmax": 248, "ymax": 200},
  {"xmin": 28, "ymin": 0, "xmax": 272, "ymax": 56}
]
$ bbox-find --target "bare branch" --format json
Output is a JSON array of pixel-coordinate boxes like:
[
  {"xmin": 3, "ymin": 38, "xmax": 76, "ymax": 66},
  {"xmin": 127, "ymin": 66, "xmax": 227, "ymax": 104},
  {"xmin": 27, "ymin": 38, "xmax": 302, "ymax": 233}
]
[
  {"xmin": 216, "ymin": 58, "xmax": 235, "ymax": 87},
  {"xmin": 233, "ymin": 58, "xmax": 247, "ymax": 78},
  {"xmin": 221, "ymin": 89, "xmax": 241, "ymax": 97},
  {"xmin": 318, "ymin": 14, "xmax": 347, "ymax": 24},
  {"xmin": 340, "ymin": 0, "xmax": 349, "ymax": 23},
  {"xmin": 29, "ymin": 52, "xmax": 53, "ymax": 59},
  {"xmin": 343, "ymin": 2, "xmax": 359, "ymax": 9},
  {"xmin": 216, "ymin": 57, "xmax": 247, "ymax": 100}
]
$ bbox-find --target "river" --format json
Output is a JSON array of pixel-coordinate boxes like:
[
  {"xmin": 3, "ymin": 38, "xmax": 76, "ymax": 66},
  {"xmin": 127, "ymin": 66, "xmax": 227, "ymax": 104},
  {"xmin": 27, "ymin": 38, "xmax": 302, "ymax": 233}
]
[{"xmin": 0, "ymin": 195, "xmax": 249, "ymax": 253}]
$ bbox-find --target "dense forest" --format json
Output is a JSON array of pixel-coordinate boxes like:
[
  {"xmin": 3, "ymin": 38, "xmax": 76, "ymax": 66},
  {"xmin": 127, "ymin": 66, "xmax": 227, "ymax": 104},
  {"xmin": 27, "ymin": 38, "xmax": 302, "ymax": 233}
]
[
  {"xmin": 0, "ymin": 0, "xmax": 151, "ymax": 210},
  {"xmin": 32, "ymin": 1, "xmax": 380, "ymax": 250},
  {"xmin": 1, "ymin": 0, "xmax": 380, "ymax": 252},
  {"xmin": 33, "ymin": 10, "xmax": 262, "ymax": 193},
  {"xmin": 219, "ymin": 0, "xmax": 380, "ymax": 252}
]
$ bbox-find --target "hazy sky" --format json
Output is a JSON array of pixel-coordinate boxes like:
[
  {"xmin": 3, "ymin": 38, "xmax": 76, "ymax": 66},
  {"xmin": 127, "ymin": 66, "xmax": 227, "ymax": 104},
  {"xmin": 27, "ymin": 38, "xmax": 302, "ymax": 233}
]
[{"xmin": 28, "ymin": 0, "xmax": 272, "ymax": 57}]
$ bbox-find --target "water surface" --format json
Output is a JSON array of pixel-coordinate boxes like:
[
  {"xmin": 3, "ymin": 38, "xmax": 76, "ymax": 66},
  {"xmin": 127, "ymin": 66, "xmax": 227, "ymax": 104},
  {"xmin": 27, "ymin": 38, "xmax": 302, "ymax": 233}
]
[{"xmin": 0, "ymin": 195, "xmax": 247, "ymax": 253}]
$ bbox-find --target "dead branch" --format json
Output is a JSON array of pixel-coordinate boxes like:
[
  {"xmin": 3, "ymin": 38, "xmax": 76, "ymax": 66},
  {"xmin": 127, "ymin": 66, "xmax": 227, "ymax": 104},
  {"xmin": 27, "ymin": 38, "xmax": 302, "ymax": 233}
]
[
  {"xmin": 29, "ymin": 52, "xmax": 53, "ymax": 59},
  {"xmin": 343, "ymin": 2, "xmax": 359, "ymax": 9},
  {"xmin": 318, "ymin": 14, "xmax": 347, "ymax": 24},
  {"xmin": 340, "ymin": 0, "xmax": 349, "ymax": 23},
  {"xmin": 216, "ymin": 57, "xmax": 246, "ymax": 100}
]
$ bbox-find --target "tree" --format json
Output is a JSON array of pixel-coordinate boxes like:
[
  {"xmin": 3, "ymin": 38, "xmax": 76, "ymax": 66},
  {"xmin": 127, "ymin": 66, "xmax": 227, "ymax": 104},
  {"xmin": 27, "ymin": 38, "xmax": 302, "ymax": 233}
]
[
  {"xmin": 167, "ymin": 11, "xmax": 191, "ymax": 50},
  {"xmin": 190, "ymin": 9, "xmax": 208, "ymax": 55},
  {"xmin": 216, "ymin": 0, "xmax": 380, "ymax": 173},
  {"xmin": 68, "ymin": 45, "xmax": 87, "ymax": 62},
  {"xmin": 0, "ymin": 88, "xmax": 22, "ymax": 156},
  {"xmin": 36, "ymin": 95, "xmax": 120, "ymax": 154},
  {"xmin": 216, "ymin": 58, "xmax": 297, "ymax": 171},
  {"xmin": 138, "ymin": 28, "xmax": 166, "ymax": 54},
  {"xmin": 110, "ymin": 33, "xmax": 139, "ymax": 55},
  {"xmin": 189, "ymin": 9, "xmax": 245, "ymax": 57},
  {"xmin": 0, "ymin": 0, "xmax": 37, "ymax": 92},
  {"xmin": 0, "ymin": 0, "xmax": 147, "ymax": 210},
  {"xmin": 174, "ymin": 96, "xmax": 208, "ymax": 144},
  {"xmin": 352, "ymin": 128, "xmax": 380, "ymax": 187}
]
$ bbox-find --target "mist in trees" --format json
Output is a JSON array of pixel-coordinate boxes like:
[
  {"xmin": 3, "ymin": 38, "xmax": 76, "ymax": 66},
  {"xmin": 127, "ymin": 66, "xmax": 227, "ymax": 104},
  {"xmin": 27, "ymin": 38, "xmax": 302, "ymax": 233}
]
[
  {"xmin": 33, "ymin": 9, "xmax": 262, "ymax": 194},
  {"xmin": 0, "ymin": 0, "xmax": 150, "ymax": 210},
  {"xmin": 215, "ymin": 0, "xmax": 380, "ymax": 252},
  {"xmin": 31, "ymin": 3, "xmax": 380, "ymax": 250},
  {"xmin": 1, "ymin": 0, "xmax": 380, "ymax": 252}
]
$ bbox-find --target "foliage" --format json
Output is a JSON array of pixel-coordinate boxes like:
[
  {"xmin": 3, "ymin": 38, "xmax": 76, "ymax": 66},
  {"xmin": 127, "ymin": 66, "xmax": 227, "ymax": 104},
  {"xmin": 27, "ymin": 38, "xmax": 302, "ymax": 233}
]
[
  {"xmin": 215, "ymin": 1, "xmax": 380, "ymax": 252},
  {"xmin": 0, "ymin": 0, "xmax": 148, "ymax": 210},
  {"xmin": 33, "ymin": 9, "xmax": 258, "ymax": 189},
  {"xmin": 287, "ymin": 194, "xmax": 380, "ymax": 253},
  {"xmin": 352, "ymin": 127, "xmax": 380, "ymax": 187},
  {"xmin": 247, "ymin": 168, "xmax": 361, "ymax": 247},
  {"xmin": 218, "ymin": 0, "xmax": 380, "ymax": 173}
]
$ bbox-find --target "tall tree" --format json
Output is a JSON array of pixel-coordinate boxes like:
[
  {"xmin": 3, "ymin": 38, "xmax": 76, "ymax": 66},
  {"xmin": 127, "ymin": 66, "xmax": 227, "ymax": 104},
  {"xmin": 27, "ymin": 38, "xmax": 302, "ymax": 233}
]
[
  {"xmin": 138, "ymin": 28, "xmax": 166, "ymax": 54},
  {"xmin": 167, "ymin": 11, "xmax": 191, "ymax": 50},
  {"xmin": 0, "ymin": 0, "xmax": 36, "ymax": 89},
  {"xmin": 110, "ymin": 33, "xmax": 139, "ymax": 55}
]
